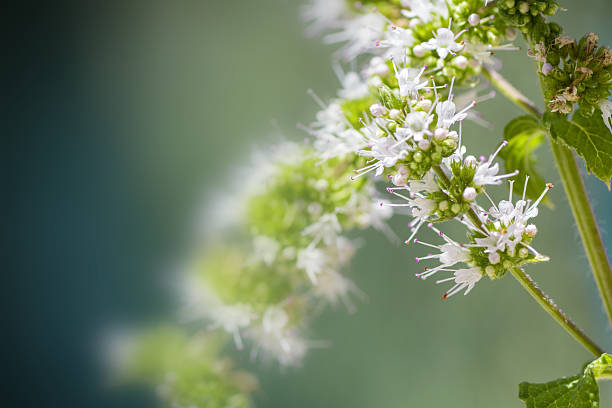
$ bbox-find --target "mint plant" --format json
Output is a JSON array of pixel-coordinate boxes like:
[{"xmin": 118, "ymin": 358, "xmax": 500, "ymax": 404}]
[{"xmin": 114, "ymin": 1, "xmax": 612, "ymax": 407}]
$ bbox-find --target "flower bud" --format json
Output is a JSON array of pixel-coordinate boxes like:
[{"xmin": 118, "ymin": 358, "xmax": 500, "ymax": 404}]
[
  {"xmin": 446, "ymin": 131, "xmax": 459, "ymax": 142},
  {"xmin": 282, "ymin": 246, "xmax": 296, "ymax": 260},
  {"xmin": 464, "ymin": 155, "xmax": 477, "ymax": 167},
  {"xmin": 308, "ymin": 202, "xmax": 323, "ymax": 216},
  {"xmin": 433, "ymin": 128, "xmax": 448, "ymax": 140},
  {"xmin": 519, "ymin": 247, "xmax": 529, "ymax": 258},
  {"xmin": 506, "ymin": 28, "xmax": 518, "ymax": 41},
  {"xmin": 418, "ymin": 139, "xmax": 431, "ymax": 150},
  {"xmin": 518, "ymin": 1, "xmax": 530, "ymax": 13},
  {"xmin": 468, "ymin": 14, "xmax": 480, "ymax": 26},
  {"xmin": 368, "ymin": 76, "xmax": 383, "ymax": 88},
  {"xmin": 369, "ymin": 103, "xmax": 387, "ymax": 117},
  {"xmin": 541, "ymin": 63, "xmax": 553, "ymax": 75},
  {"xmin": 453, "ymin": 56, "xmax": 468, "ymax": 70},
  {"xmin": 392, "ymin": 173, "xmax": 407, "ymax": 186},
  {"xmin": 463, "ymin": 187, "xmax": 477, "ymax": 201},
  {"xmin": 413, "ymin": 44, "xmax": 425, "ymax": 57},
  {"xmin": 488, "ymin": 252, "xmax": 501, "ymax": 265},
  {"xmin": 418, "ymin": 99, "xmax": 432, "ymax": 111},
  {"xmin": 314, "ymin": 179, "xmax": 328, "ymax": 191},
  {"xmin": 389, "ymin": 108, "xmax": 402, "ymax": 119},
  {"xmin": 525, "ymin": 224, "xmax": 538, "ymax": 236}
]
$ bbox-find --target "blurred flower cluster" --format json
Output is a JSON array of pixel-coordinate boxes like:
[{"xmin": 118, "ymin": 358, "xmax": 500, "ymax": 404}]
[{"xmin": 113, "ymin": 142, "xmax": 389, "ymax": 407}]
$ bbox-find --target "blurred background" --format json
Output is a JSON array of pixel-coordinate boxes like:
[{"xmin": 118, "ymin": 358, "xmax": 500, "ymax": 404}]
[{"xmin": 4, "ymin": 0, "xmax": 612, "ymax": 406}]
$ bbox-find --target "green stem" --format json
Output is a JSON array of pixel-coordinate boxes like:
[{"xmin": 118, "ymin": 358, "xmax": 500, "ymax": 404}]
[
  {"xmin": 510, "ymin": 267, "xmax": 604, "ymax": 357},
  {"xmin": 485, "ymin": 65, "xmax": 612, "ymax": 332},
  {"xmin": 482, "ymin": 66, "xmax": 542, "ymax": 118},
  {"xmin": 549, "ymin": 140, "xmax": 612, "ymax": 329}
]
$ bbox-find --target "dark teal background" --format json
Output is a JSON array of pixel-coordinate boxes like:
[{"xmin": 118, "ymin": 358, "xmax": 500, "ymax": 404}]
[{"xmin": 4, "ymin": 1, "xmax": 612, "ymax": 407}]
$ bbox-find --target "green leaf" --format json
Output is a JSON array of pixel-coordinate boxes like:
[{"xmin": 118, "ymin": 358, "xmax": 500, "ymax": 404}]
[
  {"xmin": 548, "ymin": 109, "xmax": 612, "ymax": 189},
  {"xmin": 519, "ymin": 353, "xmax": 612, "ymax": 408},
  {"xmin": 500, "ymin": 115, "xmax": 552, "ymax": 207}
]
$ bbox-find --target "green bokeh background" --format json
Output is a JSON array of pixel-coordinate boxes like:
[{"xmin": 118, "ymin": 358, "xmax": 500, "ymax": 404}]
[{"xmin": 6, "ymin": 1, "xmax": 612, "ymax": 407}]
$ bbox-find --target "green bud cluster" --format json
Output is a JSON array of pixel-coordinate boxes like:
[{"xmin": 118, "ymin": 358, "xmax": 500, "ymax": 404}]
[
  {"xmin": 539, "ymin": 33, "xmax": 612, "ymax": 116},
  {"xmin": 425, "ymin": 189, "xmax": 472, "ymax": 221},
  {"xmin": 246, "ymin": 154, "xmax": 370, "ymax": 245},
  {"xmin": 437, "ymin": 159, "xmax": 480, "ymax": 219},
  {"xmin": 121, "ymin": 328, "xmax": 255, "ymax": 408},
  {"xmin": 499, "ymin": 0, "xmax": 560, "ymax": 43},
  {"xmin": 449, "ymin": 0, "xmax": 511, "ymax": 46},
  {"xmin": 194, "ymin": 244, "xmax": 297, "ymax": 314}
]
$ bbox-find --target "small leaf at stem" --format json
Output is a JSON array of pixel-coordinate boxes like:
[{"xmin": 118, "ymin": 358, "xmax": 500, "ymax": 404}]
[
  {"xmin": 548, "ymin": 109, "xmax": 612, "ymax": 189},
  {"xmin": 500, "ymin": 115, "xmax": 553, "ymax": 207},
  {"xmin": 518, "ymin": 353, "xmax": 612, "ymax": 408}
]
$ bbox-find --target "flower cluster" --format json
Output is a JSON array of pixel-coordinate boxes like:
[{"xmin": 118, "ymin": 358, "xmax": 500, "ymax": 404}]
[
  {"xmin": 535, "ymin": 32, "xmax": 612, "ymax": 126},
  {"xmin": 303, "ymin": 0, "xmax": 552, "ymax": 299},
  {"xmin": 498, "ymin": 0, "xmax": 559, "ymax": 43},
  {"xmin": 183, "ymin": 144, "xmax": 389, "ymax": 363},
  {"xmin": 114, "ymin": 328, "xmax": 256, "ymax": 408},
  {"xmin": 306, "ymin": 0, "xmax": 518, "ymax": 86},
  {"xmin": 412, "ymin": 179, "xmax": 551, "ymax": 298},
  {"xmin": 116, "ymin": 143, "xmax": 389, "ymax": 407}
]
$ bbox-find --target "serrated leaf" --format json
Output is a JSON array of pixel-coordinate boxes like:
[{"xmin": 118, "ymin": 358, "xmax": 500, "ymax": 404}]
[
  {"xmin": 500, "ymin": 115, "xmax": 552, "ymax": 208},
  {"xmin": 519, "ymin": 353, "xmax": 612, "ymax": 408},
  {"xmin": 549, "ymin": 109, "xmax": 612, "ymax": 189}
]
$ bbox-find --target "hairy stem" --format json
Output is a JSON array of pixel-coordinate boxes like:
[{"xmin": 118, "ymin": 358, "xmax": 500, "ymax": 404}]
[
  {"xmin": 549, "ymin": 140, "xmax": 612, "ymax": 329},
  {"xmin": 485, "ymin": 65, "xmax": 612, "ymax": 332},
  {"xmin": 510, "ymin": 267, "xmax": 604, "ymax": 357}
]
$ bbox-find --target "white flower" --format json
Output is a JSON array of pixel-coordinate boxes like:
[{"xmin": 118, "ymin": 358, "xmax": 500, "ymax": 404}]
[
  {"xmin": 408, "ymin": 170, "xmax": 439, "ymax": 193},
  {"xmin": 421, "ymin": 23, "xmax": 466, "ymax": 60},
  {"xmin": 262, "ymin": 306, "xmax": 289, "ymax": 336},
  {"xmin": 413, "ymin": 224, "xmax": 472, "ymax": 279},
  {"xmin": 303, "ymin": 213, "xmax": 342, "ymax": 245},
  {"xmin": 363, "ymin": 56, "xmax": 389, "ymax": 77},
  {"xmin": 314, "ymin": 128, "xmax": 368, "ymax": 162},
  {"xmin": 435, "ymin": 79, "xmax": 476, "ymax": 128},
  {"xmin": 396, "ymin": 65, "xmax": 429, "ymax": 97},
  {"xmin": 403, "ymin": 110, "xmax": 435, "ymax": 141},
  {"xmin": 253, "ymin": 235, "xmax": 280, "ymax": 266},
  {"xmin": 407, "ymin": 196, "xmax": 435, "ymax": 218},
  {"xmin": 464, "ymin": 42, "xmax": 519, "ymax": 65},
  {"xmin": 247, "ymin": 324, "xmax": 308, "ymax": 367},
  {"xmin": 337, "ymin": 70, "xmax": 370, "ymax": 100},
  {"xmin": 376, "ymin": 24, "xmax": 414, "ymax": 61},
  {"xmin": 472, "ymin": 141, "xmax": 518, "ymax": 187},
  {"xmin": 401, "ymin": 0, "xmax": 448, "ymax": 22},
  {"xmin": 301, "ymin": 0, "xmax": 347, "ymax": 35},
  {"xmin": 436, "ymin": 267, "xmax": 483, "ymax": 298},
  {"xmin": 209, "ymin": 303, "xmax": 256, "ymax": 349},
  {"xmin": 325, "ymin": 13, "xmax": 386, "ymax": 60},
  {"xmin": 297, "ymin": 246, "xmax": 327, "ymax": 284},
  {"xmin": 598, "ymin": 99, "xmax": 612, "ymax": 135},
  {"xmin": 475, "ymin": 180, "xmax": 552, "ymax": 257},
  {"xmin": 314, "ymin": 270, "xmax": 363, "ymax": 312},
  {"xmin": 355, "ymin": 125, "xmax": 410, "ymax": 178}
]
